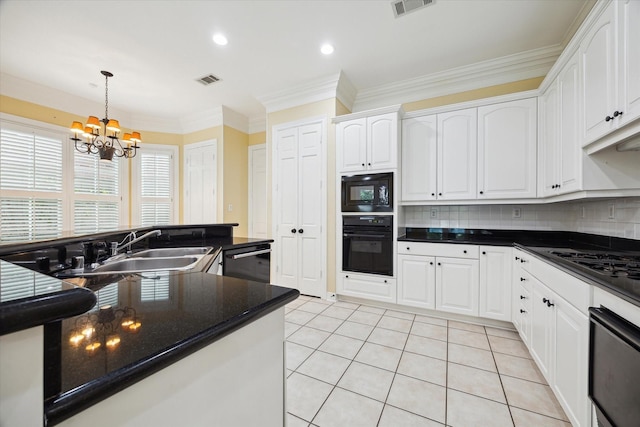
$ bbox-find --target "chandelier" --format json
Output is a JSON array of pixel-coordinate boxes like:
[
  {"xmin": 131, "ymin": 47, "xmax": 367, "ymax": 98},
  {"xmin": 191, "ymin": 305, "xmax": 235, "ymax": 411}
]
[
  {"xmin": 69, "ymin": 70, "xmax": 141, "ymax": 161},
  {"xmin": 68, "ymin": 304, "xmax": 141, "ymax": 353}
]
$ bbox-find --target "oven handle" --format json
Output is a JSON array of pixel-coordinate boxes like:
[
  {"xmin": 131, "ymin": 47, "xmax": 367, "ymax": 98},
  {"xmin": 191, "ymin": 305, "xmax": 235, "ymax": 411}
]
[
  {"xmin": 589, "ymin": 307, "xmax": 640, "ymax": 349},
  {"xmin": 227, "ymin": 248, "xmax": 272, "ymax": 260},
  {"xmin": 343, "ymin": 232, "xmax": 389, "ymax": 238}
]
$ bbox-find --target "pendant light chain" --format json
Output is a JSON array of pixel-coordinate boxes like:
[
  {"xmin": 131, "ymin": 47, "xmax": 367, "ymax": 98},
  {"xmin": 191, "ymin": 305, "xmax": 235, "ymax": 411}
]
[{"xmin": 104, "ymin": 73, "xmax": 109, "ymax": 121}]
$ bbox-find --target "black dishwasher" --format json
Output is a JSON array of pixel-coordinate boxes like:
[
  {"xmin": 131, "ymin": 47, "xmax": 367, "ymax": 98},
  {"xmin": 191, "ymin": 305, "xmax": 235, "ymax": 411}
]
[{"xmin": 223, "ymin": 243, "xmax": 271, "ymax": 283}]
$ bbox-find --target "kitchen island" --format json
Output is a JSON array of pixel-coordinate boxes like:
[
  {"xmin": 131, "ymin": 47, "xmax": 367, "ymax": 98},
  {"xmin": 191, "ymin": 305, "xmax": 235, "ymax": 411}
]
[{"xmin": 0, "ymin": 225, "xmax": 298, "ymax": 427}]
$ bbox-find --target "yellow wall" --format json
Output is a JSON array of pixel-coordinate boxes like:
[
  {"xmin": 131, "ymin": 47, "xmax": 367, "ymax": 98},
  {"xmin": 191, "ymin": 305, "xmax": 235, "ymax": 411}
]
[
  {"xmin": 403, "ymin": 77, "xmax": 544, "ymax": 112},
  {"xmin": 222, "ymin": 125, "xmax": 249, "ymax": 236},
  {"xmin": 249, "ymin": 131, "xmax": 266, "ymax": 146}
]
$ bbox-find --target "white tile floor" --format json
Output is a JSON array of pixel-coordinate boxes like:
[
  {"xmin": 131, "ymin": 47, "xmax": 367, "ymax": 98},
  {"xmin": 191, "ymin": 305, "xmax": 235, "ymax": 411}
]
[{"xmin": 285, "ymin": 295, "xmax": 571, "ymax": 427}]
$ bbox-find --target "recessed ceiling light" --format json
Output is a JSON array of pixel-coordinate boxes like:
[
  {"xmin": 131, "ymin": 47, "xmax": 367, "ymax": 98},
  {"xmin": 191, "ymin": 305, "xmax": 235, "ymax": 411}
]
[
  {"xmin": 213, "ymin": 33, "xmax": 228, "ymax": 46},
  {"xmin": 320, "ymin": 43, "xmax": 334, "ymax": 55}
]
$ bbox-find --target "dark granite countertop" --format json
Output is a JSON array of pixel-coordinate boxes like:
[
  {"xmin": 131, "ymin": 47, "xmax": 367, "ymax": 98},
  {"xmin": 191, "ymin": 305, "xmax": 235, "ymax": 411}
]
[
  {"xmin": 0, "ymin": 260, "xmax": 96, "ymax": 335},
  {"xmin": 43, "ymin": 270, "xmax": 298, "ymax": 426},
  {"xmin": 399, "ymin": 228, "xmax": 640, "ymax": 306}
]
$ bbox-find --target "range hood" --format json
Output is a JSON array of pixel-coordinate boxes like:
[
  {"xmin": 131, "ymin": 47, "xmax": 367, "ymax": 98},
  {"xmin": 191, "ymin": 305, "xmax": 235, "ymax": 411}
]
[{"xmin": 616, "ymin": 134, "xmax": 640, "ymax": 151}]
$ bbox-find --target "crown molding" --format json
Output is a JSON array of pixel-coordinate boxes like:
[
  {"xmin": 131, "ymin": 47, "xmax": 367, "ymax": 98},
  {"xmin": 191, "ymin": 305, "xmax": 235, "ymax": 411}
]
[
  {"xmin": 178, "ymin": 107, "xmax": 224, "ymax": 134},
  {"xmin": 335, "ymin": 71, "xmax": 357, "ymax": 113},
  {"xmin": 221, "ymin": 106, "xmax": 250, "ymax": 133},
  {"xmin": 257, "ymin": 72, "xmax": 343, "ymax": 113},
  {"xmin": 352, "ymin": 45, "xmax": 562, "ymax": 112}
]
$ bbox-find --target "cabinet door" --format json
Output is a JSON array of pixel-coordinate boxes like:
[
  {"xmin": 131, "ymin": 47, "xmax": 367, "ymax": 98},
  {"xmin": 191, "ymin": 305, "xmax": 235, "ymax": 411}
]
[
  {"xmin": 581, "ymin": 3, "xmax": 617, "ymax": 144},
  {"xmin": 479, "ymin": 246, "xmax": 512, "ymax": 321},
  {"xmin": 435, "ymin": 257, "xmax": 479, "ymax": 316},
  {"xmin": 401, "ymin": 116, "xmax": 437, "ymax": 201},
  {"xmin": 337, "ymin": 118, "xmax": 367, "ymax": 172},
  {"xmin": 553, "ymin": 298, "xmax": 589, "ymax": 427},
  {"xmin": 367, "ymin": 113, "xmax": 398, "ymax": 170},
  {"xmin": 619, "ymin": 0, "xmax": 640, "ymax": 126},
  {"xmin": 398, "ymin": 254, "xmax": 436, "ymax": 309},
  {"xmin": 274, "ymin": 127, "xmax": 300, "ymax": 289},
  {"xmin": 538, "ymin": 81, "xmax": 560, "ymax": 197},
  {"xmin": 558, "ymin": 52, "xmax": 582, "ymax": 194},
  {"xmin": 297, "ymin": 122, "xmax": 325, "ymax": 297},
  {"xmin": 529, "ymin": 278, "xmax": 553, "ymax": 381},
  {"xmin": 437, "ymin": 109, "xmax": 477, "ymax": 200},
  {"xmin": 478, "ymin": 98, "xmax": 537, "ymax": 199}
]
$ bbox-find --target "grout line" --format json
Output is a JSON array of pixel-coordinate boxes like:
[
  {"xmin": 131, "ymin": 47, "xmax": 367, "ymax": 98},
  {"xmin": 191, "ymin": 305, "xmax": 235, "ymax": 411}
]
[{"xmin": 486, "ymin": 325, "xmax": 516, "ymax": 427}]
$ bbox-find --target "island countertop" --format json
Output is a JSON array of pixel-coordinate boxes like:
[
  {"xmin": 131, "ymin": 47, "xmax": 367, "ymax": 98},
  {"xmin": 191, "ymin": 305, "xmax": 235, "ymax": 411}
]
[{"xmin": 43, "ymin": 269, "xmax": 298, "ymax": 426}]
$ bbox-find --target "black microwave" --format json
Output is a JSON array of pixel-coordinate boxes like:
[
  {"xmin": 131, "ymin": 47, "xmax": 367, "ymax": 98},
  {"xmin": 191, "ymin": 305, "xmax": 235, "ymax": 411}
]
[{"xmin": 341, "ymin": 172, "xmax": 393, "ymax": 212}]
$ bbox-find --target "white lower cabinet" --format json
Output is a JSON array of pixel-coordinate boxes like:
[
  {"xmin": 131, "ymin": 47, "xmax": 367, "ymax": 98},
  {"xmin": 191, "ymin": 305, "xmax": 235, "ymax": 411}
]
[
  {"xmin": 514, "ymin": 251, "xmax": 590, "ymax": 427},
  {"xmin": 435, "ymin": 257, "xmax": 479, "ymax": 317},
  {"xmin": 397, "ymin": 254, "xmax": 436, "ymax": 309},
  {"xmin": 478, "ymin": 246, "xmax": 512, "ymax": 321},
  {"xmin": 338, "ymin": 272, "xmax": 396, "ymax": 304}
]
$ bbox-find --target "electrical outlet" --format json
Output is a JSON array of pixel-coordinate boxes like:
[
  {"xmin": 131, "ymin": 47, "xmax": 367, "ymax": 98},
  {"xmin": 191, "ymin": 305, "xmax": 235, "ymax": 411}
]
[
  {"xmin": 327, "ymin": 292, "xmax": 337, "ymax": 302},
  {"xmin": 512, "ymin": 208, "xmax": 521, "ymax": 219},
  {"xmin": 430, "ymin": 208, "xmax": 438, "ymax": 219},
  {"xmin": 228, "ymin": 204, "xmax": 233, "ymax": 212},
  {"xmin": 608, "ymin": 204, "xmax": 615, "ymax": 219}
]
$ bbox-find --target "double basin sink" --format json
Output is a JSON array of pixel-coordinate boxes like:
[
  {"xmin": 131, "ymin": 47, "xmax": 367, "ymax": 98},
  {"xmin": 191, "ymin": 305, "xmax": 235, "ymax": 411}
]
[{"xmin": 78, "ymin": 247, "xmax": 213, "ymax": 275}]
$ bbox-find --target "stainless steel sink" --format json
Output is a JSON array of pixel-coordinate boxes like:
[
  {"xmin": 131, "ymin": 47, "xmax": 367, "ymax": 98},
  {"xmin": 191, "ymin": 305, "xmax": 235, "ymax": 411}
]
[
  {"xmin": 86, "ymin": 256, "xmax": 201, "ymax": 275},
  {"xmin": 132, "ymin": 247, "xmax": 213, "ymax": 258}
]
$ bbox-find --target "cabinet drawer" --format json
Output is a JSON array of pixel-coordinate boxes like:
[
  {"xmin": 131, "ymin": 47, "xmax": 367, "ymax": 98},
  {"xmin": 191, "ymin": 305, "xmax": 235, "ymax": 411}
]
[
  {"xmin": 398, "ymin": 242, "xmax": 479, "ymax": 259},
  {"xmin": 528, "ymin": 255, "xmax": 591, "ymax": 314},
  {"xmin": 339, "ymin": 273, "xmax": 396, "ymax": 303}
]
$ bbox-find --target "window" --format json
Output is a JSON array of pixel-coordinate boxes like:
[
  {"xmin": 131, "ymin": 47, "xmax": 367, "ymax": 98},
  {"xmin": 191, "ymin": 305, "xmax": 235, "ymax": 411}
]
[
  {"xmin": 132, "ymin": 144, "xmax": 178, "ymax": 226},
  {"xmin": 0, "ymin": 114, "xmax": 127, "ymax": 242},
  {"xmin": 73, "ymin": 152, "xmax": 125, "ymax": 234},
  {"xmin": 0, "ymin": 120, "xmax": 65, "ymax": 242}
]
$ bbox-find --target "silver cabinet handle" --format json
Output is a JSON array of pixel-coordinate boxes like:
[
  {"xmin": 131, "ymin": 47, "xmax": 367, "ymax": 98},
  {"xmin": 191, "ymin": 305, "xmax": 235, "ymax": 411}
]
[{"xmin": 229, "ymin": 248, "xmax": 272, "ymax": 260}]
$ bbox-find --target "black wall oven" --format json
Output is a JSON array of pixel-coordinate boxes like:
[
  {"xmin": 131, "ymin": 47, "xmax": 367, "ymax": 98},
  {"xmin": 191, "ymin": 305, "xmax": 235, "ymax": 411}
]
[
  {"xmin": 588, "ymin": 306, "xmax": 640, "ymax": 427},
  {"xmin": 341, "ymin": 172, "xmax": 393, "ymax": 212},
  {"xmin": 342, "ymin": 215, "xmax": 393, "ymax": 276}
]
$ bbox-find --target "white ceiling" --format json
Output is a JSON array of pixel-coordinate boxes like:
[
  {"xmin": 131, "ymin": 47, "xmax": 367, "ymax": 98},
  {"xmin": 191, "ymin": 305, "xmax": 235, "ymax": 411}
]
[{"xmin": 0, "ymin": 0, "xmax": 594, "ymax": 132}]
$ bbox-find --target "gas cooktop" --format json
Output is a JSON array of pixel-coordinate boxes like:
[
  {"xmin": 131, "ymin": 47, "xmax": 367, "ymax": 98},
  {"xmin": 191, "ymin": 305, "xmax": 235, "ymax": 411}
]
[{"xmin": 546, "ymin": 249, "xmax": 640, "ymax": 281}]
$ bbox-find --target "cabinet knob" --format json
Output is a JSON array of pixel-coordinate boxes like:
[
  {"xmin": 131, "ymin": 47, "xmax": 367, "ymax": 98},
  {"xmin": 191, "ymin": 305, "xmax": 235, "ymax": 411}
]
[
  {"xmin": 298, "ymin": 229, "xmax": 304, "ymax": 234},
  {"xmin": 543, "ymin": 298, "xmax": 554, "ymax": 307},
  {"xmin": 431, "ymin": 193, "xmax": 435, "ymax": 196},
  {"xmin": 384, "ymin": 279, "xmax": 387, "ymax": 283},
  {"xmin": 482, "ymin": 251, "xmax": 486, "ymax": 255},
  {"xmin": 606, "ymin": 115, "xmax": 613, "ymax": 122},
  {"xmin": 345, "ymin": 275, "xmax": 349, "ymax": 278},
  {"xmin": 437, "ymin": 262, "xmax": 441, "ymax": 266},
  {"xmin": 430, "ymin": 262, "xmax": 434, "ymax": 265},
  {"xmin": 520, "ymin": 295, "xmax": 526, "ymax": 299},
  {"xmin": 520, "ymin": 277, "xmax": 526, "ymax": 281},
  {"xmin": 368, "ymin": 163, "xmax": 371, "ymax": 166},
  {"xmin": 361, "ymin": 163, "xmax": 365, "ymax": 167},
  {"xmin": 479, "ymin": 191, "xmax": 484, "ymax": 195},
  {"xmin": 613, "ymin": 110, "xmax": 624, "ymax": 117},
  {"xmin": 520, "ymin": 309, "xmax": 526, "ymax": 314},
  {"xmin": 463, "ymin": 250, "xmax": 467, "ymax": 254},
  {"xmin": 438, "ymin": 193, "xmax": 442, "ymax": 196},
  {"xmin": 406, "ymin": 247, "xmax": 410, "ymax": 250},
  {"xmin": 515, "ymin": 256, "xmax": 520, "ymax": 260},
  {"xmin": 291, "ymin": 228, "xmax": 297, "ymax": 234},
  {"xmin": 520, "ymin": 259, "xmax": 526, "ymax": 263}
]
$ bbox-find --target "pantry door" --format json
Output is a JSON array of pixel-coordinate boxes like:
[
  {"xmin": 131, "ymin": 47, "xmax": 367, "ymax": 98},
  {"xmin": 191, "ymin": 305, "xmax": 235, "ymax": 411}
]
[{"xmin": 183, "ymin": 140, "xmax": 217, "ymax": 224}]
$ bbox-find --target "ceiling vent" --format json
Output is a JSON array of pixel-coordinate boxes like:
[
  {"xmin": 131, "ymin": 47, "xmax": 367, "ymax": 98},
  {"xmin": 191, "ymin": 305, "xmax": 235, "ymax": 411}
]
[
  {"xmin": 196, "ymin": 74, "xmax": 221, "ymax": 86},
  {"xmin": 392, "ymin": 0, "xmax": 434, "ymax": 18}
]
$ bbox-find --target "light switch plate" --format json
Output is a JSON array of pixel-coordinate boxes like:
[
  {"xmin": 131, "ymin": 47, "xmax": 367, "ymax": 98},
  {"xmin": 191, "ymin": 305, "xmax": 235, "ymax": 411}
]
[{"xmin": 512, "ymin": 208, "xmax": 521, "ymax": 219}]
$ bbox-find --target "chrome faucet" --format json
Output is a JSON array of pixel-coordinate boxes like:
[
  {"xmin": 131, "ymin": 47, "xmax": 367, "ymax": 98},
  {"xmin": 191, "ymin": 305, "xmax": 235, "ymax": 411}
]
[{"xmin": 110, "ymin": 229, "xmax": 162, "ymax": 256}]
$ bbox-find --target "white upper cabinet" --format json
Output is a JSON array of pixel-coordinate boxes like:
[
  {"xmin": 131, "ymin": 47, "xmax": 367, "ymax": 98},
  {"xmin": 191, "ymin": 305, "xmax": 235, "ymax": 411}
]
[
  {"xmin": 437, "ymin": 108, "xmax": 477, "ymax": 200},
  {"xmin": 401, "ymin": 115, "xmax": 437, "ymax": 201},
  {"xmin": 581, "ymin": 0, "xmax": 640, "ymax": 146},
  {"xmin": 477, "ymin": 98, "xmax": 537, "ymax": 199},
  {"xmin": 539, "ymin": 52, "xmax": 582, "ymax": 197},
  {"xmin": 618, "ymin": 0, "xmax": 640, "ymax": 127},
  {"xmin": 337, "ymin": 112, "xmax": 398, "ymax": 173}
]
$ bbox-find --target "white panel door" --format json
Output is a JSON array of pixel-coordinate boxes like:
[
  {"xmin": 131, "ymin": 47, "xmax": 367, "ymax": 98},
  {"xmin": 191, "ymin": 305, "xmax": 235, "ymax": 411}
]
[
  {"xmin": 580, "ymin": 3, "xmax": 617, "ymax": 144},
  {"xmin": 401, "ymin": 115, "xmax": 437, "ymax": 201},
  {"xmin": 435, "ymin": 257, "xmax": 479, "ymax": 316},
  {"xmin": 619, "ymin": 0, "xmax": 640, "ymax": 126},
  {"xmin": 367, "ymin": 113, "xmax": 397, "ymax": 170},
  {"xmin": 297, "ymin": 122, "xmax": 324, "ymax": 297},
  {"xmin": 184, "ymin": 141, "xmax": 216, "ymax": 225},
  {"xmin": 248, "ymin": 144, "xmax": 267, "ymax": 238},
  {"xmin": 337, "ymin": 118, "xmax": 366, "ymax": 172},
  {"xmin": 437, "ymin": 108, "xmax": 477, "ymax": 200},
  {"xmin": 538, "ymin": 81, "xmax": 560, "ymax": 197},
  {"xmin": 479, "ymin": 246, "xmax": 512, "ymax": 321},
  {"xmin": 397, "ymin": 254, "xmax": 436, "ymax": 309},
  {"xmin": 274, "ymin": 128, "xmax": 299, "ymax": 288},
  {"xmin": 558, "ymin": 52, "xmax": 581, "ymax": 194},
  {"xmin": 478, "ymin": 98, "xmax": 537, "ymax": 199}
]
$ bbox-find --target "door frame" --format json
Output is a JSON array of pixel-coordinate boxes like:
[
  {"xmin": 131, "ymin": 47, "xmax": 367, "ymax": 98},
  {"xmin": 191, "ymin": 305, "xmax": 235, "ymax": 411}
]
[
  {"xmin": 183, "ymin": 139, "xmax": 217, "ymax": 224},
  {"xmin": 271, "ymin": 116, "xmax": 327, "ymax": 297}
]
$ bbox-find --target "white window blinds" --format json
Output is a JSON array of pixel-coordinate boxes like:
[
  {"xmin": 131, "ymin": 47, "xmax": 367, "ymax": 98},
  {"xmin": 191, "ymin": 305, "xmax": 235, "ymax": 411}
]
[
  {"xmin": 73, "ymin": 152, "xmax": 122, "ymax": 234},
  {"xmin": 0, "ymin": 123, "xmax": 64, "ymax": 242},
  {"xmin": 135, "ymin": 147, "xmax": 176, "ymax": 226}
]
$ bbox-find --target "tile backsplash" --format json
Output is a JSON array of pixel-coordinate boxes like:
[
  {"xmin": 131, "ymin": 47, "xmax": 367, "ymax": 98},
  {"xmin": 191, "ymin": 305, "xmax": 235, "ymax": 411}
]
[{"xmin": 402, "ymin": 197, "xmax": 640, "ymax": 240}]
